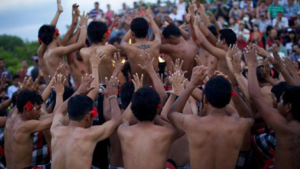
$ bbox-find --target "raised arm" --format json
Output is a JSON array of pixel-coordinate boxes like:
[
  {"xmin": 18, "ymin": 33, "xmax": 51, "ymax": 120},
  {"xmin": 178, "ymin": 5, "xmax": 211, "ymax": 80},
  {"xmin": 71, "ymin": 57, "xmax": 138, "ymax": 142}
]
[
  {"xmin": 145, "ymin": 5, "xmax": 161, "ymax": 44},
  {"xmin": 284, "ymin": 58, "xmax": 300, "ymax": 85},
  {"xmin": 60, "ymin": 4, "xmax": 79, "ymax": 46},
  {"xmin": 168, "ymin": 66, "xmax": 207, "ymax": 130},
  {"xmin": 138, "ymin": 52, "xmax": 168, "ymax": 104},
  {"xmin": 50, "ymin": 0, "xmax": 63, "ymax": 26},
  {"xmin": 245, "ymin": 44, "xmax": 289, "ymax": 132},
  {"xmin": 196, "ymin": 2, "xmax": 210, "ymax": 27},
  {"xmin": 90, "ymin": 76, "xmax": 122, "ymax": 142},
  {"xmin": 52, "ymin": 12, "xmax": 88, "ymax": 56},
  {"xmin": 87, "ymin": 48, "xmax": 105, "ymax": 101},
  {"xmin": 112, "ymin": 52, "xmax": 125, "ymax": 77}
]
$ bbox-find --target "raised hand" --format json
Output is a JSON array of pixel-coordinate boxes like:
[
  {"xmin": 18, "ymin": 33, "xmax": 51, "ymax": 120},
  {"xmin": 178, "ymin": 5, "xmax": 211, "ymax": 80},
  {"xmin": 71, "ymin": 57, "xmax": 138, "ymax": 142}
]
[
  {"xmin": 190, "ymin": 66, "xmax": 208, "ymax": 87},
  {"xmin": 145, "ymin": 4, "xmax": 153, "ymax": 18},
  {"xmin": 244, "ymin": 44, "xmax": 257, "ymax": 67},
  {"xmin": 125, "ymin": 15, "xmax": 133, "ymax": 26},
  {"xmin": 76, "ymin": 74, "xmax": 95, "ymax": 95},
  {"xmin": 54, "ymin": 74, "xmax": 66, "ymax": 95},
  {"xmin": 172, "ymin": 58, "xmax": 186, "ymax": 74},
  {"xmin": 155, "ymin": 14, "xmax": 164, "ymax": 27},
  {"xmin": 72, "ymin": 4, "xmax": 80, "ymax": 25},
  {"xmin": 111, "ymin": 16, "xmax": 120, "ymax": 28},
  {"xmin": 226, "ymin": 44, "xmax": 241, "ymax": 75},
  {"xmin": 0, "ymin": 73, "xmax": 7, "ymax": 93},
  {"xmin": 254, "ymin": 44, "xmax": 269, "ymax": 58},
  {"xmin": 89, "ymin": 47, "xmax": 105, "ymax": 68},
  {"xmin": 261, "ymin": 60, "xmax": 272, "ymax": 79},
  {"xmin": 138, "ymin": 52, "xmax": 155, "ymax": 73},
  {"xmin": 284, "ymin": 58, "xmax": 297, "ymax": 74},
  {"xmin": 132, "ymin": 73, "xmax": 144, "ymax": 92},
  {"xmin": 164, "ymin": 15, "xmax": 173, "ymax": 25},
  {"xmin": 57, "ymin": 0, "xmax": 63, "ymax": 13},
  {"xmin": 101, "ymin": 76, "xmax": 119, "ymax": 97},
  {"xmin": 195, "ymin": 55, "xmax": 202, "ymax": 66},
  {"xmin": 112, "ymin": 52, "xmax": 124, "ymax": 76},
  {"xmin": 80, "ymin": 11, "xmax": 89, "ymax": 26},
  {"xmin": 167, "ymin": 71, "xmax": 186, "ymax": 96},
  {"xmin": 269, "ymin": 47, "xmax": 285, "ymax": 72},
  {"xmin": 206, "ymin": 11, "xmax": 216, "ymax": 23}
]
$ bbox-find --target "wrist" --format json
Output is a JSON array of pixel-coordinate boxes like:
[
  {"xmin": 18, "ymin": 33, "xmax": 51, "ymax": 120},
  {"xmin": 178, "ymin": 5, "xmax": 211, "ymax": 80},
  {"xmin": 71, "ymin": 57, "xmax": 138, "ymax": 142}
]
[
  {"xmin": 107, "ymin": 95, "xmax": 118, "ymax": 100},
  {"xmin": 91, "ymin": 65, "xmax": 98, "ymax": 68}
]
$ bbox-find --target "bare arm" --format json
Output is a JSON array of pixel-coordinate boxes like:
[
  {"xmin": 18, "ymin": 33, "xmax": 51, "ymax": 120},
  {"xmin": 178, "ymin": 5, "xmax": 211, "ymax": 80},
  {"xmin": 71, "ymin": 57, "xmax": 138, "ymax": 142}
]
[
  {"xmin": 145, "ymin": 5, "xmax": 161, "ymax": 44},
  {"xmin": 42, "ymin": 77, "xmax": 55, "ymax": 102},
  {"xmin": 197, "ymin": 3, "xmax": 210, "ymax": 27},
  {"xmin": 160, "ymin": 94, "xmax": 176, "ymax": 122},
  {"xmin": 50, "ymin": 0, "xmax": 63, "ymax": 26},
  {"xmin": 121, "ymin": 30, "xmax": 132, "ymax": 47}
]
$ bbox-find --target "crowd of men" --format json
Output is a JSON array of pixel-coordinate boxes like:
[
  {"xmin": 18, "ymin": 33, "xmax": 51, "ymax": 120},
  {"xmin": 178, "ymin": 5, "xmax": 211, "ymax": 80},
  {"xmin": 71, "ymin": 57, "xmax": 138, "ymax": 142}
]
[{"xmin": 0, "ymin": 0, "xmax": 300, "ymax": 168}]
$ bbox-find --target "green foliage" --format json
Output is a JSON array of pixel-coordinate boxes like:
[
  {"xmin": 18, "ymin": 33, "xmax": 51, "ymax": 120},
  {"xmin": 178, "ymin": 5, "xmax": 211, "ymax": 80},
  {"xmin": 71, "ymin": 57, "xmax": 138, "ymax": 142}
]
[{"xmin": 0, "ymin": 35, "xmax": 39, "ymax": 75}]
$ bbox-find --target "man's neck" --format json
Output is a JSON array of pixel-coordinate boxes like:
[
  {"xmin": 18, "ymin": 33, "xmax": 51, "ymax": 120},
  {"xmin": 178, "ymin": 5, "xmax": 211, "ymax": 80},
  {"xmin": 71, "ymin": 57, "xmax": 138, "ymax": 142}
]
[
  {"xmin": 69, "ymin": 121, "xmax": 87, "ymax": 128},
  {"xmin": 135, "ymin": 38, "xmax": 148, "ymax": 44},
  {"xmin": 207, "ymin": 107, "xmax": 226, "ymax": 116},
  {"xmin": 47, "ymin": 41, "xmax": 58, "ymax": 49},
  {"xmin": 19, "ymin": 114, "xmax": 29, "ymax": 121},
  {"xmin": 91, "ymin": 41, "xmax": 105, "ymax": 47},
  {"xmin": 137, "ymin": 121, "xmax": 154, "ymax": 126}
]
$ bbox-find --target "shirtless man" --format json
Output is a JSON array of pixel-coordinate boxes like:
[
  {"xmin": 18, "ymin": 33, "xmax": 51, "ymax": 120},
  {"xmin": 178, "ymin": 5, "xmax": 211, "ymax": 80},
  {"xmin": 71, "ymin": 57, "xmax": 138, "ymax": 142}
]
[
  {"xmin": 118, "ymin": 79, "xmax": 180, "ymax": 168},
  {"xmin": 80, "ymin": 21, "xmax": 118, "ymax": 84},
  {"xmin": 121, "ymin": 5, "xmax": 161, "ymax": 86},
  {"xmin": 168, "ymin": 66, "xmax": 254, "ymax": 169},
  {"xmin": 51, "ymin": 52, "xmax": 122, "ymax": 169},
  {"xmin": 38, "ymin": 10, "xmax": 88, "ymax": 79},
  {"xmin": 4, "ymin": 90, "xmax": 54, "ymax": 169},
  {"xmin": 160, "ymin": 24, "xmax": 197, "ymax": 79},
  {"xmin": 246, "ymin": 45, "xmax": 300, "ymax": 169}
]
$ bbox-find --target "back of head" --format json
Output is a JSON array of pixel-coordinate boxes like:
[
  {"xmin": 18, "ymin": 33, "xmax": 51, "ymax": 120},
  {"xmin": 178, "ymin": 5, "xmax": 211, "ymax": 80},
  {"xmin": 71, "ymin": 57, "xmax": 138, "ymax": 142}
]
[
  {"xmin": 219, "ymin": 29, "xmax": 237, "ymax": 46},
  {"xmin": 282, "ymin": 86, "xmax": 300, "ymax": 121},
  {"xmin": 162, "ymin": 24, "xmax": 182, "ymax": 39},
  {"xmin": 87, "ymin": 21, "xmax": 108, "ymax": 44},
  {"xmin": 131, "ymin": 87, "xmax": 160, "ymax": 121},
  {"xmin": 68, "ymin": 95, "xmax": 93, "ymax": 121},
  {"xmin": 256, "ymin": 65, "xmax": 268, "ymax": 84},
  {"xmin": 204, "ymin": 76, "xmax": 231, "ymax": 108},
  {"xmin": 130, "ymin": 18, "xmax": 149, "ymax": 39},
  {"xmin": 17, "ymin": 90, "xmax": 43, "ymax": 113},
  {"xmin": 121, "ymin": 82, "xmax": 135, "ymax": 109},
  {"xmin": 208, "ymin": 25, "xmax": 218, "ymax": 37},
  {"xmin": 38, "ymin": 25, "xmax": 56, "ymax": 46},
  {"xmin": 50, "ymin": 86, "xmax": 75, "ymax": 112},
  {"xmin": 271, "ymin": 82, "xmax": 288, "ymax": 102}
]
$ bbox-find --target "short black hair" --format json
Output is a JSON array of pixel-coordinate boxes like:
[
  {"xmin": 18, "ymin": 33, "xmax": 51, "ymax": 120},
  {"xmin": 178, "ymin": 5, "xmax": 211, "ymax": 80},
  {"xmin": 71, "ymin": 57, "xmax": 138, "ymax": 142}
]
[
  {"xmin": 12, "ymin": 75, "xmax": 20, "ymax": 80},
  {"xmin": 95, "ymin": 2, "xmax": 99, "ymax": 5},
  {"xmin": 204, "ymin": 76, "xmax": 231, "ymax": 108},
  {"xmin": 17, "ymin": 90, "xmax": 43, "ymax": 113},
  {"xmin": 131, "ymin": 87, "xmax": 160, "ymax": 121},
  {"xmin": 208, "ymin": 25, "xmax": 218, "ymax": 37},
  {"xmin": 87, "ymin": 21, "xmax": 108, "ymax": 44},
  {"xmin": 282, "ymin": 86, "xmax": 300, "ymax": 121},
  {"xmin": 109, "ymin": 37, "xmax": 121, "ymax": 45},
  {"xmin": 38, "ymin": 25, "xmax": 56, "ymax": 46},
  {"xmin": 130, "ymin": 18, "xmax": 149, "ymax": 39},
  {"xmin": 162, "ymin": 24, "xmax": 182, "ymax": 39},
  {"xmin": 48, "ymin": 86, "xmax": 75, "ymax": 112},
  {"xmin": 121, "ymin": 61, "xmax": 132, "ymax": 81},
  {"xmin": 271, "ymin": 82, "xmax": 288, "ymax": 102},
  {"xmin": 219, "ymin": 29, "xmax": 237, "ymax": 46},
  {"xmin": 68, "ymin": 95, "xmax": 93, "ymax": 121},
  {"xmin": 120, "ymin": 82, "xmax": 135, "ymax": 109},
  {"xmin": 256, "ymin": 65, "xmax": 268, "ymax": 84}
]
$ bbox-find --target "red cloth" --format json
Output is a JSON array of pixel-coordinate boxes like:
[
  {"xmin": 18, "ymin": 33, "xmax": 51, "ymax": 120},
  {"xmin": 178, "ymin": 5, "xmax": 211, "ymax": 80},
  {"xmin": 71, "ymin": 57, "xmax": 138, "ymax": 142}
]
[{"xmin": 237, "ymin": 40, "xmax": 248, "ymax": 49}]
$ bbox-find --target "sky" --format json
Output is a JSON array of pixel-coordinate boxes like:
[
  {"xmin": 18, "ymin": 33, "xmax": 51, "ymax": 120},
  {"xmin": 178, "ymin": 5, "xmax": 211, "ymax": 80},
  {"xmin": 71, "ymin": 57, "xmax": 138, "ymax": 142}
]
[{"xmin": 0, "ymin": 0, "xmax": 157, "ymax": 42}]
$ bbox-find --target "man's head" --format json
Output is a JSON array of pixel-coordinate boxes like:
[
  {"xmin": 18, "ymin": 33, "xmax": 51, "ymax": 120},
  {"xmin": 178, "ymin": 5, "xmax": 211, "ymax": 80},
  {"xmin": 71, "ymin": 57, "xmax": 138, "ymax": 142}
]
[
  {"xmin": 172, "ymin": 6, "xmax": 177, "ymax": 14},
  {"xmin": 87, "ymin": 21, "xmax": 108, "ymax": 44},
  {"xmin": 292, "ymin": 44, "xmax": 300, "ymax": 53},
  {"xmin": 107, "ymin": 4, "xmax": 111, "ymax": 10},
  {"xmin": 21, "ymin": 60, "xmax": 28, "ymax": 69},
  {"xmin": 17, "ymin": 90, "xmax": 43, "ymax": 120},
  {"xmin": 109, "ymin": 37, "xmax": 121, "ymax": 49},
  {"xmin": 0, "ymin": 59, "xmax": 5, "ymax": 70},
  {"xmin": 121, "ymin": 82, "xmax": 135, "ymax": 110},
  {"xmin": 256, "ymin": 65, "xmax": 269, "ymax": 85},
  {"xmin": 203, "ymin": 76, "xmax": 231, "ymax": 109},
  {"xmin": 288, "ymin": 0, "xmax": 294, "ymax": 5},
  {"xmin": 270, "ymin": 29, "xmax": 278, "ymax": 38},
  {"xmin": 260, "ymin": 13, "xmax": 266, "ymax": 20},
  {"xmin": 162, "ymin": 24, "xmax": 182, "ymax": 44},
  {"xmin": 277, "ymin": 86, "xmax": 300, "ymax": 121},
  {"xmin": 12, "ymin": 75, "xmax": 20, "ymax": 87},
  {"xmin": 208, "ymin": 25, "xmax": 218, "ymax": 37},
  {"xmin": 237, "ymin": 33, "xmax": 244, "ymax": 41},
  {"xmin": 239, "ymin": 21, "xmax": 245, "ymax": 30},
  {"xmin": 271, "ymin": 82, "xmax": 287, "ymax": 108},
  {"xmin": 130, "ymin": 18, "xmax": 149, "ymax": 39},
  {"xmin": 68, "ymin": 95, "xmax": 94, "ymax": 127},
  {"xmin": 217, "ymin": 29, "xmax": 237, "ymax": 48},
  {"xmin": 131, "ymin": 87, "xmax": 160, "ymax": 122},
  {"xmin": 277, "ymin": 11, "xmax": 283, "ymax": 19},
  {"xmin": 94, "ymin": 2, "xmax": 99, "ymax": 9},
  {"xmin": 38, "ymin": 25, "xmax": 59, "ymax": 46},
  {"xmin": 233, "ymin": 1, "xmax": 239, "ymax": 8},
  {"xmin": 273, "ymin": 0, "xmax": 278, "ymax": 5}
]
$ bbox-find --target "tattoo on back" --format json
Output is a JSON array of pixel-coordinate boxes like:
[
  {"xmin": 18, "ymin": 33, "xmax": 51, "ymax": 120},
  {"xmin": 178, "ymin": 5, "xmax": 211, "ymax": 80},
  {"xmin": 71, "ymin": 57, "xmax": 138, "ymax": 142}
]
[{"xmin": 136, "ymin": 44, "xmax": 151, "ymax": 50}]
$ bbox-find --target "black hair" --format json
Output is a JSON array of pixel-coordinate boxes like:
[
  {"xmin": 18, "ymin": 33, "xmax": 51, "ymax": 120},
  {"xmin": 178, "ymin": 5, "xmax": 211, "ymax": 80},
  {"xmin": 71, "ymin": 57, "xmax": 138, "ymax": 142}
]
[
  {"xmin": 17, "ymin": 90, "xmax": 43, "ymax": 113},
  {"xmin": 87, "ymin": 21, "xmax": 108, "ymax": 44},
  {"xmin": 271, "ymin": 82, "xmax": 288, "ymax": 102},
  {"xmin": 256, "ymin": 65, "xmax": 268, "ymax": 84},
  {"xmin": 282, "ymin": 86, "xmax": 300, "ymax": 121},
  {"xmin": 121, "ymin": 61, "xmax": 132, "ymax": 81},
  {"xmin": 162, "ymin": 24, "xmax": 182, "ymax": 39},
  {"xmin": 242, "ymin": 69, "xmax": 248, "ymax": 78},
  {"xmin": 109, "ymin": 37, "xmax": 121, "ymax": 45},
  {"xmin": 219, "ymin": 29, "xmax": 237, "ymax": 46},
  {"xmin": 131, "ymin": 87, "xmax": 160, "ymax": 121},
  {"xmin": 120, "ymin": 82, "xmax": 135, "ymax": 109},
  {"xmin": 68, "ymin": 95, "xmax": 93, "ymax": 121},
  {"xmin": 271, "ymin": 68, "xmax": 279, "ymax": 79},
  {"xmin": 12, "ymin": 75, "xmax": 20, "ymax": 80},
  {"xmin": 95, "ymin": 2, "xmax": 99, "ymax": 5},
  {"xmin": 48, "ymin": 86, "xmax": 75, "ymax": 112},
  {"xmin": 38, "ymin": 25, "xmax": 56, "ymax": 46},
  {"xmin": 208, "ymin": 25, "xmax": 218, "ymax": 37},
  {"xmin": 130, "ymin": 18, "xmax": 149, "ymax": 39},
  {"xmin": 204, "ymin": 76, "xmax": 231, "ymax": 108}
]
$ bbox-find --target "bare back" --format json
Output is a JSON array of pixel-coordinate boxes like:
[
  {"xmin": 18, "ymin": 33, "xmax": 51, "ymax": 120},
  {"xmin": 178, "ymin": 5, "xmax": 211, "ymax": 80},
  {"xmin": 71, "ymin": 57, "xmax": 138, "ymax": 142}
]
[
  {"xmin": 4, "ymin": 117, "xmax": 34, "ymax": 169},
  {"xmin": 117, "ymin": 123, "xmax": 176, "ymax": 169},
  {"xmin": 168, "ymin": 134, "xmax": 190, "ymax": 167},
  {"xmin": 124, "ymin": 41, "xmax": 160, "ymax": 86},
  {"xmin": 80, "ymin": 45, "xmax": 117, "ymax": 83},
  {"xmin": 184, "ymin": 115, "xmax": 250, "ymax": 169},
  {"xmin": 44, "ymin": 49, "xmax": 64, "ymax": 78},
  {"xmin": 51, "ymin": 126, "xmax": 97, "ymax": 169}
]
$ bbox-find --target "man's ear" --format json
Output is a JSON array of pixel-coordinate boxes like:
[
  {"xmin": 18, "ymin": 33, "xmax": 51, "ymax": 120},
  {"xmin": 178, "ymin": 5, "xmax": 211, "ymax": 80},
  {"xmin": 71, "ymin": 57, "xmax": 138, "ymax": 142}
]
[
  {"xmin": 222, "ymin": 39, "xmax": 226, "ymax": 45},
  {"xmin": 285, "ymin": 103, "xmax": 292, "ymax": 114},
  {"xmin": 131, "ymin": 31, "xmax": 136, "ymax": 37}
]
